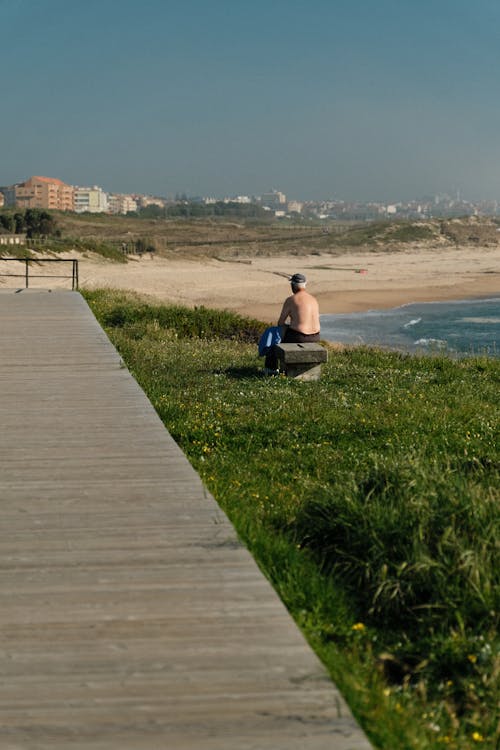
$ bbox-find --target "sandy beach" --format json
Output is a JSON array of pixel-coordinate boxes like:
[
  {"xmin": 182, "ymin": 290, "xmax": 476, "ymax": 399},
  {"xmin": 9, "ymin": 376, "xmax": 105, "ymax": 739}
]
[
  {"xmin": 77, "ymin": 245, "xmax": 499, "ymax": 323},
  {"xmin": 2, "ymin": 245, "xmax": 498, "ymax": 323}
]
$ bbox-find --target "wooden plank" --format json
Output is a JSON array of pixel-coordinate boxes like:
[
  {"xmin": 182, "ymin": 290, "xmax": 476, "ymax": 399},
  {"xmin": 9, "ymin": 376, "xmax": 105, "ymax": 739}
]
[{"xmin": 0, "ymin": 289, "xmax": 372, "ymax": 749}]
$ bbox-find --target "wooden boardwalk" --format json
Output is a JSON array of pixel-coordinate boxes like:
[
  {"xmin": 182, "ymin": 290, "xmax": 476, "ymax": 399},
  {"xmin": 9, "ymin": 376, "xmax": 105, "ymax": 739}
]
[{"xmin": 0, "ymin": 289, "xmax": 373, "ymax": 750}]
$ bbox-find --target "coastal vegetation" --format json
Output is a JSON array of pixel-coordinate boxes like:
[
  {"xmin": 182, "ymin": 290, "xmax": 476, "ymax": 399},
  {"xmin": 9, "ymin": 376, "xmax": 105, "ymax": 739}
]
[
  {"xmin": 52, "ymin": 210, "xmax": 500, "ymax": 258},
  {"xmin": 0, "ymin": 209, "xmax": 125, "ymax": 261},
  {"xmin": 136, "ymin": 199, "xmax": 270, "ymax": 219},
  {"xmin": 0, "ymin": 208, "xmax": 58, "ymax": 239},
  {"xmin": 2, "ymin": 209, "xmax": 499, "ymax": 261},
  {"xmin": 84, "ymin": 288, "xmax": 499, "ymax": 750}
]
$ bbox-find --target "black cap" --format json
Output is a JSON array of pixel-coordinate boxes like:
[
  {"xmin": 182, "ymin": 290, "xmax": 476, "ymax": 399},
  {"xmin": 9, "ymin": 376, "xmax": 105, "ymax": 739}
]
[{"xmin": 290, "ymin": 273, "xmax": 306, "ymax": 285}]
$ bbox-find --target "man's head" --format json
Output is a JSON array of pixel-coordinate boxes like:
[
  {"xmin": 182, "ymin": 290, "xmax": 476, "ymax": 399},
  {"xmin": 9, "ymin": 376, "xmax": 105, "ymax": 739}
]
[{"xmin": 290, "ymin": 273, "xmax": 306, "ymax": 292}]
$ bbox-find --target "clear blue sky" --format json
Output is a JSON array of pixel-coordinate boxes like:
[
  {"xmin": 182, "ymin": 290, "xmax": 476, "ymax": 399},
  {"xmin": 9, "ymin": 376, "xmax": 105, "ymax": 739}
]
[{"xmin": 2, "ymin": 0, "xmax": 500, "ymax": 202}]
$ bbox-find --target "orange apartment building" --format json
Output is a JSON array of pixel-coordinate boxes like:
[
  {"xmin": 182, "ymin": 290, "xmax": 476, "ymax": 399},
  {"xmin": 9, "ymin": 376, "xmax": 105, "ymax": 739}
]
[{"xmin": 14, "ymin": 176, "xmax": 74, "ymax": 211}]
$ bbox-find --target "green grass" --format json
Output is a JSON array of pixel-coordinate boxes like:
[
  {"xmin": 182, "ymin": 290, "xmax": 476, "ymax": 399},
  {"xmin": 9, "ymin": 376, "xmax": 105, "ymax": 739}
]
[
  {"xmin": 0, "ymin": 239, "xmax": 126, "ymax": 262},
  {"xmin": 389, "ymin": 224, "xmax": 436, "ymax": 242},
  {"xmin": 45, "ymin": 237, "xmax": 127, "ymax": 261},
  {"xmin": 329, "ymin": 221, "xmax": 440, "ymax": 248},
  {"xmin": 0, "ymin": 247, "xmax": 32, "ymax": 258},
  {"xmin": 83, "ymin": 288, "xmax": 499, "ymax": 750},
  {"xmin": 68, "ymin": 237, "xmax": 126, "ymax": 261}
]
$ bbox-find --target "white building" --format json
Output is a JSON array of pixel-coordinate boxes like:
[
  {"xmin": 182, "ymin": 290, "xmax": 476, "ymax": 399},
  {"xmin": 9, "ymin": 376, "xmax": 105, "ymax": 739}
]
[
  {"xmin": 260, "ymin": 190, "xmax": 287, "ymax": 208},
  {"xmin": 107, "ymin": 194, "xmax": 138, "ymax": 214},
  {"xmin": 228, "ymin": 195, "xmax": 252, "ymax": 204},
  {"xmin": 134, "ymin": 194, "xmax": 166, "ymax": 209},
  {"xmin": 73, "ymin": 186, "xmax": 108, "ymax": 214},
  {"xmin": 287, "ymin": 200, "xmax": 303, "ymax": 214}
]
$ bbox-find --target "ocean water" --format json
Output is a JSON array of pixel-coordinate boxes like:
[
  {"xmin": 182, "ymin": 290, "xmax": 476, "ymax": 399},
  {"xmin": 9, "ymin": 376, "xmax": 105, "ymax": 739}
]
[{"xmin": 320, "ymin": 297, "xmax": 500, "ymax": 358}]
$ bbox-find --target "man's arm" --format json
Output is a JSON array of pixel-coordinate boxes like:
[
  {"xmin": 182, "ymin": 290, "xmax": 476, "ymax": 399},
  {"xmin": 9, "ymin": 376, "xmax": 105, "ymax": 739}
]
[{"xmin": 277, "ymin": 297, "xmax": 292, "ymax": 326}]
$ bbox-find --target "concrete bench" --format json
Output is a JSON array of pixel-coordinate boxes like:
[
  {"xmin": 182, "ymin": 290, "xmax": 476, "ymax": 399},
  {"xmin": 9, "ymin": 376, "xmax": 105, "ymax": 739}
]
[{"xmin": 275, "ymin": 343, "xmax": 328, "ymax": 381}]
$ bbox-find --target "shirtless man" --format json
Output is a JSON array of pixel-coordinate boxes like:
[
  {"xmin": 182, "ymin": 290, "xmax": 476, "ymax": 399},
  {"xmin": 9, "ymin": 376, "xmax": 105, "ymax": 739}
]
[
  {"xmin": 265, "ymin": 273, "xmax": 320, "ymax": 373},
  {"xmin": 278, "ymin": 273, "xmax": 320, "ymax": 338}
]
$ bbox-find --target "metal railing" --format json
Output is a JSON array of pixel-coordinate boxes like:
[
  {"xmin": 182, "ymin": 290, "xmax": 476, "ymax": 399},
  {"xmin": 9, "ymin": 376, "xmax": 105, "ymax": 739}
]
[{"xmin": 0, "ymin": 258, "xmax": 79, "ymax": 290}]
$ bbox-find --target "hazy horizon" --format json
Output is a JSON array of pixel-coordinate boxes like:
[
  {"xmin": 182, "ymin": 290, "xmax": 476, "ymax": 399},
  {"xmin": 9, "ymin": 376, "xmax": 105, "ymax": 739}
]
[{"xmin": 2, "ymin": 0, "xmax": 500, "ymax": 203}]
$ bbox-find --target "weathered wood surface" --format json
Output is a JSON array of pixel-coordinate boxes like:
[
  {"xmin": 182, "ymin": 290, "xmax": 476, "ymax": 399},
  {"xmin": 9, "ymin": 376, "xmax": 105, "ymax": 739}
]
[{"xmin": 0, "ymin": 289, "xmax": 372, "ymax": 749}]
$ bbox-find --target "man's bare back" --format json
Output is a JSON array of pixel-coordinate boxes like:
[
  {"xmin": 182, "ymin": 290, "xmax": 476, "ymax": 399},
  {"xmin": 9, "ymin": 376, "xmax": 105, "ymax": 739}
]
[
  {"xmin": 278, "ymin": 289, "xmax": 320, "ymax": 334},
  {"xmin": 263, "ymin": 274, "xmax": 320, "ymax": 372}
]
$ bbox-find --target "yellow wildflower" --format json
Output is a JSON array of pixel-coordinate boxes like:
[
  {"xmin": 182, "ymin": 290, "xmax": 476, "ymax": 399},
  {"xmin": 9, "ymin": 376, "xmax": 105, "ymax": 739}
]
[
  {"xmin": 472, "ymin": 732, "xmax": 484, "ymax": 743},
  {"xmin": 351, "ymin": 622, "xmax": 365, "ymax": 631}
]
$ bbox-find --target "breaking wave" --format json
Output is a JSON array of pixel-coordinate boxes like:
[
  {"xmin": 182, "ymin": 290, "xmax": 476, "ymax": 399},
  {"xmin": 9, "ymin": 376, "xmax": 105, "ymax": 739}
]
[{"xmin": 320, "ymin": 297, "xmax": 500, "ymax": 357}]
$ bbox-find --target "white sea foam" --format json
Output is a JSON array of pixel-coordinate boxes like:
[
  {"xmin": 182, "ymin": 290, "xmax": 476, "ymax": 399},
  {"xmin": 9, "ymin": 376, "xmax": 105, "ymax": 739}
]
[
  {"xmin": 320, "ymin": 297, "xmax": 500, "ymax": 357},
  {"xmin": 460, "ymin": 317, "xmax": 500, "ymax": 324},
  {"xmin": 413, "ymin": 338, "xmax": 448, "ymax": 348},
  {"xmin": 403, "ymin": 318, "xmax": 422, "ymax": 328}
]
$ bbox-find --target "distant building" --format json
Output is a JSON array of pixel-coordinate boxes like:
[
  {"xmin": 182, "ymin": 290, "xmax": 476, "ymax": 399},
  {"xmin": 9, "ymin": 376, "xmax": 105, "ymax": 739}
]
[
  {"xmin": 228, "ymin": 195, "xmax": 252, "ymax": 204},
  {"xmin": 0, "ymin": 192, "xmax": 4, "ymax": 208},
  {"xmin": 287, "ymin": 200, "xmax": 303, "ymax": 214},
  {"xmin": 107, "ymin": 194, "xmax": 138, "ymax": 214},
  {"xmin": 0, "ymin": 233, "xmax": 26, "ymax": 245},
  {"xmin": 0, "ymin": 185, "xmax": 17, "ymax": 207},
  {"xmin": 11, "ymin": 176, "xmax": 74, "ymax": 211},
  {"xmin": 73, "ymin": 185, "xmax": 108, "ymax": 213},
  {"xmin": 133, "ymin": 194, "xmax": 166, "ymax": 209},
  {"xmin": 260, "ymin": 190, "xmax": 287, "ymax": 209}
]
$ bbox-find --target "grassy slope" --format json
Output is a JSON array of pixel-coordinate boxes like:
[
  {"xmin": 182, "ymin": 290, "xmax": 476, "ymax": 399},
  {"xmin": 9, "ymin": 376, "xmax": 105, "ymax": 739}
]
[{"xmin": 83, "ymin": 289, "xmax": 499, "ymax": 750}]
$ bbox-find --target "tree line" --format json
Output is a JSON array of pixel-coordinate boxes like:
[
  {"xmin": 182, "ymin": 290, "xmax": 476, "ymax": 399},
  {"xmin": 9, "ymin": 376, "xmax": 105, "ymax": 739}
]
[
  {"xmin": 0, "ymin": 209, "xmax": 59, "ymax": 238},
  {"xmin": 136, "ymin": 201, "xmax": 270, "ymax": 220}
]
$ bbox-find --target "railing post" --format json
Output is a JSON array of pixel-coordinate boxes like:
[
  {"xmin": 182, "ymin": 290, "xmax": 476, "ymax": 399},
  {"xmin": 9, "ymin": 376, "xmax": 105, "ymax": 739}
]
[{"xmin": 1, "ymin": 258, "xmax": 78, "ymax": 290}]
